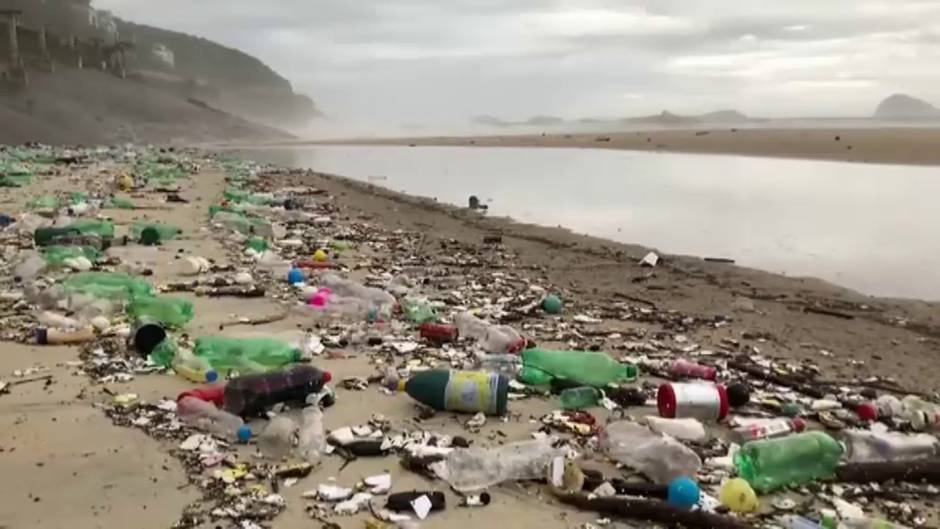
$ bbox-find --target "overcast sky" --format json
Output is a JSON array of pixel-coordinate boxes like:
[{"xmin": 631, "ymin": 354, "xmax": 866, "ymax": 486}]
[{"xmin": 95, "ymin": 0, "xmax": 940, "ymax": 132}]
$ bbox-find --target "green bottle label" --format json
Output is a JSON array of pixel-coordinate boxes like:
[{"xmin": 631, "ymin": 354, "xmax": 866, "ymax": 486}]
[{"xmin": 444, "ymin": 371, "xmax": 497, "ymax": 414}]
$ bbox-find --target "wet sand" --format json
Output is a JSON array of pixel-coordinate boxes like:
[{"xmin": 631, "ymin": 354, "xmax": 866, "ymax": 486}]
[
  {"xmin": 1, "ymin": 151, "xmax": 938, "ymax": 528},
  {"xmin": 312, "ymin": 127, "xmax": 940, "ymax": 166}
]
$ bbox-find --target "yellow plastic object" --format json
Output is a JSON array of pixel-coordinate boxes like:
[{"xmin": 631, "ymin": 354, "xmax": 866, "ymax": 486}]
[
  {"xmin": 117, "ymin": 173, "xmax": 134, "ymax": 191},
  {"xmin": 313, "ymin": 249, "xmax": 328, "ymax": 262},
  {"xmin": 720, "ymin": 478, "xmax": 759, "ymax": 513}
]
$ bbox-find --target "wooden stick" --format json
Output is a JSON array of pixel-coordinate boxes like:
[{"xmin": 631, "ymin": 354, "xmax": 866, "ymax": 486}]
[
  {"xmin": 803, "ymin": 306, "xmax": 855, "ymax": 320},
  {"xmin": 836, "ymin": 460, "xmax": 940, "ymax": 484},
  {"xmin": 728, "ymin": 360, "xmax": 827, "ymax": 399},
  {"xmin": 553, "ymin": 492, "xmax": 756, "ymax": 529}
]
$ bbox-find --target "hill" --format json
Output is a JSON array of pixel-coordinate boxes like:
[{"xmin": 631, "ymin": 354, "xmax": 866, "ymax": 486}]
[
  {"xmin": 873, "ymin": 94, "xmax": 940, "ymax": 120},
  {"xmin": 0, "ymin": 69, "xmax": 289, "ymax": 145}
]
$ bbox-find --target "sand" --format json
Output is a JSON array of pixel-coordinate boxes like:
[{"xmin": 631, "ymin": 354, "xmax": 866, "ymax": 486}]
[
  {"xmin": 316, "ymin": 126, "xmax": 940, "ymax": 166},
  {"xmin": 1, "ymin": 149, "xmax": 938, "ymax": 528}
]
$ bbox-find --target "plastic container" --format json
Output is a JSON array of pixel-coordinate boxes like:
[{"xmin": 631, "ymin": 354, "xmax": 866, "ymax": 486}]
[
  {"xmin": 193, "ymin": 336, "xmax": 303, "ymax": 374},
  {"xmin": 419, "ymin": 323, "xmax": 458, "ymax": 343},
  {"xmin": 520, "ymin": 348, "xmax": 638, "ymax": 388},
  {"xmin": 734, "ymin": 431, "xmax": 844, "ymax": 492},
  {"xmin": 731, "ymin": 418, "xmax": 806, "ymax": 443},
  {"xmin": 396, "ymin": 369, "xmax": 509, "ymax": 415},
  {"xmin": 668, "ymin": 359, "xmax": 717, "ymax": 381},
  {"xmin": 127, "ymin": 296, "xmax": 194, "ymax": 328},
  {"xmin": 843, "ymin": 429, "xmax": 940, "ymax": 463},
  {"xmin": 132, "ymin": 320, "xmax": 168, "ymax": 359},
  {"xmin": 61, "ymin": 272, "xmax": 153, "ymax": 302},
  {"xmin": 455, "ymin": 312, "xmax": 525, "ymax": 354},
  {"xmin": 657, "ymin": 383, "xmax": 729, "ymax": 422},
  {"xmin": 560, "ymin": 386, "xmax": 602, "ymax": 410},
  {"xmin": 177, "ymin": 396, "xmax": 250, "ymax": 442},
  {"xmin": 602, "ymin": 421, "xmax": 702, "ymax": 484},
  {"xmin": 223, "ymin": 364, "xmax": 332, "ymax": 417}
]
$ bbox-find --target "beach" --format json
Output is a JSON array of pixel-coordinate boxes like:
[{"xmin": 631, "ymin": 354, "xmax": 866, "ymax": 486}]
[
  {"xmin": 1, "ymin": 148, "xmax": 938, "ymax": 529},
  {"xmin": 316, "ymin": 126, "xmax": 940, "ymax": 166}
]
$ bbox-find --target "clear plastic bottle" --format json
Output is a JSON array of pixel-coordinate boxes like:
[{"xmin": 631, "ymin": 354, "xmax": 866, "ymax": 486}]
[
  {"xmin": 454, "ymin": 312, "xmax": 525, "ymax": 354},
  {"xmin": 257, "ymin": 416, "xmax": 297, "ymax": 460},
  {"xmin": 477, "ymin": 354, "xmax": 523, "ymax": 376},
  {"xmin": 319, "ymin": 273, "xmax": 396, "ymax": 308},
  {"xmin": 843, "ymin": 429, "xmax": 940, "ymax": 463},
  {"xmin": 177, "ymin": 396, "xmax": 251, "ymax": 442},
  {"xmin": 296, "ymin": 406, "xmax": 326, "ymax": 463},
  {"xmin": 433, "ymin": 438, "xmax": 564, "ymax": 492},
  {"xmin": 645, "ymin": 416, "xmax": 708, "ymax": 442},
  {"xmin": 900, "ymin": 396, "xmax": 940, "ymax": 431},
  {"xmin": 172, "ymin": 348, "xmax": 219, "ymax": 383},
  {"xmin": 14, "ymin": 254, "xmax": 47, "ymax": 281},
  {"xmin": 560, "ymin": 387, "xmax": 602, "ymax": 409},
  {"xmin": 731, "ymin": 418, "xmax": 806, "ymax": 444},
  {"xmin": 602, "ymin": 421, "xmax": 702, "ymax": 484}
]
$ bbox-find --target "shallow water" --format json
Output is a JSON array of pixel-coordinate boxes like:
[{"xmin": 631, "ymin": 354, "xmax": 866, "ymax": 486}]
[{"xmin": 237, "ymin": 145, "xmax": 940, "ymax": 300}]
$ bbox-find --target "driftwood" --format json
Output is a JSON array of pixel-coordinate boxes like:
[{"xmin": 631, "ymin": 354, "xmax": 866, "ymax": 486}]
[
  {"xmin": 553, "ymin": 492, "xmax": 755, "ymax": 529},
  {"xmin": 836, "ymin": 459, "xmax": 940, "ymax": 484},
  {"xmin": 728, "ymin": 359, "xmax": 827, "ymax": 399},
  {"xmin": 803, "ymin": 306, "xmax": 855, "ymax": 320}
]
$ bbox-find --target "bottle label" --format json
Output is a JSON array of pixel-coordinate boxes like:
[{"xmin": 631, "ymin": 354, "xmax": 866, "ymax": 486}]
[{"xmin": 445, "ymin": 371, "xmax": 496, "ymax": 414}]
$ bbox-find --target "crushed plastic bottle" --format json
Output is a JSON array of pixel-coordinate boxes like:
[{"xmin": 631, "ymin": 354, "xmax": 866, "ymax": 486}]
[
  {"xmin": 454, "ymin": 312, "xmax": 525, "ymax": 354},
  {"xmin": 61, "ymin": 272, "xmax": 153, "ymax": 302},
  {"xmin": 127, "ymin": 296, "xmax": 194, "ymax": 327},
  {"xmin": 431, "ymin": 438, "xmax": 564, "ymax": 492},
  {"xmin": 602, "ymin": 421, "xmax": 702, "ymax": 483},
  {"xmin": 734, "ymin": 431, "xmax": 844, "ymax": 492},
  {"xmin": 177, "ymin": 396, "xmax": 250, "ymax": 442}
]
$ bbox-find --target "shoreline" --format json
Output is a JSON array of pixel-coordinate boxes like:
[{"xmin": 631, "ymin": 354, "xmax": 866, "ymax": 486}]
[{"xmin": 288, "ymin": 126, "xmax": 940, "ymax": 166}]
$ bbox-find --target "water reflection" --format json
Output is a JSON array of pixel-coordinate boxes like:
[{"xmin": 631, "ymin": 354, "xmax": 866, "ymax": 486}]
[{"xmin": 236, "ymin": 145, "xmax": 939, "ymax": 300}]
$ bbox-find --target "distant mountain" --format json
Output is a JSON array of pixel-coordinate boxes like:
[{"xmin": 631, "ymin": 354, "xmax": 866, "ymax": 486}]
[
  {"xmin": 525, "ymin": 115, "xmax": 564, "ymax": 126},
  {"xmin": 699, "ymin": 110, "xmax": 749, "ymax": 123},
  {"xmin": 873, "ymin": 94, "xmax": 940, "ymax": 120},
  {"xmin": 472, "ymin": 115, "xmax": 511, "ymax": 127}
]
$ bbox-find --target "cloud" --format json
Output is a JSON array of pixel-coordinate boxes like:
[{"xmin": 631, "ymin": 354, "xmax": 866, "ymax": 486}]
[{"xmin": 93, "ymin": 0, "xmax": 940, "ymax": 131}]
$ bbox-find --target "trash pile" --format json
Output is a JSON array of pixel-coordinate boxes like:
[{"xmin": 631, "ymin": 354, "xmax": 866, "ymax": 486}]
[{"xmin": 1, "ymin": 144, "xmax": 938, "ymax": 529}]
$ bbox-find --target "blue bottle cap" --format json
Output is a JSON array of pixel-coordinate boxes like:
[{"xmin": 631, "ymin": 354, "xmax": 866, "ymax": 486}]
[
  {"xmin": 236, "ymin": 425, "xmax": 252, "ymax": 443},
  {"xmin": 667, "ymin": 476, "xmax": 701, "ymax": 509},
  {"xmin": 205, "ymin": 370, "xmax": 218, "ymax": 383},
  {"xmin": 287, "ymin": 267, "xmax": 305, "ymax": 284}
]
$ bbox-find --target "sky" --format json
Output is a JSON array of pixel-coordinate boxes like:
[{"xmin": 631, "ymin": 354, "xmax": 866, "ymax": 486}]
[{"xmin": 94, "ymin": 0, "xmax": 940, "ymax": 133}]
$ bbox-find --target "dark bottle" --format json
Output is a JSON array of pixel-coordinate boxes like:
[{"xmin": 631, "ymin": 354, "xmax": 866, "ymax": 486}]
[
  {"xmin": 223, "ymin": 365, "xmax": 332, "ymax": 417},
  {"xmin": 386, "ymin": 491, "xmax": 446, "ymax": 513}
]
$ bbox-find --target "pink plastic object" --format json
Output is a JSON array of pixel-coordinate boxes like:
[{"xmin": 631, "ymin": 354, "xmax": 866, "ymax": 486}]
[{"xmin": 669, "ymin": 359, "xmax": 717, "ymax": 381}]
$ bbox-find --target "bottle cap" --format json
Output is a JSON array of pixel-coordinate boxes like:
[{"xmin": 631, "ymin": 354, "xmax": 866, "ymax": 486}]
[
  {"xmin": 667, "ymin": 477, "xmax": 701, "ymax": 509},
  {"xmin": 726, "ymin": 382, "xmax": 751, "ymax": 407},
  {"xmin": 855, "ymin": 402, "xmax": 877, "ymax": 422},
  {"xmin": 236, "ymin": 425, "xmax": 252, "ymax": 443},
  {"xmin": 657, "ymin": 383, "xmax": 677, "ymax": 418},
  {"xmin": 35, "ymin": 327, "xmax": 50, "ymax": 345},
  {"xmin": 322, "ymin": 370, "xmax": 332, "ymax": 384},
  {"xmin": 205, "ymin": 370, "xmax": 219, "ymax": 383},
  {"xmin": 791, "ymin": 417, "xmax": 807, "ymax": 432}
]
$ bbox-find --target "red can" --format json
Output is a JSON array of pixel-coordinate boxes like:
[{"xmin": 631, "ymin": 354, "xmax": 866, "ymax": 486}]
[{"xmin": 419, "ymin": 323, "xmax": 459, "ymax": 343}]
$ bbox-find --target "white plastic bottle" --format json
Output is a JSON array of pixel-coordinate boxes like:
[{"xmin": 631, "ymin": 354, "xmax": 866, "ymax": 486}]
[
  {"xmin": 177, "ymin": 396, "xmax": 250, "ymax": 442},
  {"xmin": 455, "ymin": 312, "xmax": 524, "ymax": 354},
  {"xmin": 432, "ymin": 438, "xmax": 563, "ymax": 492},
  {"xmin": 843, "ymin": 428, "xmax": 940, "ymax": 463}
]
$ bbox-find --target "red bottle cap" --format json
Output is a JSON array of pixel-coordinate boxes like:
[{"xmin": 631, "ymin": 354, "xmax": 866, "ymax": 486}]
[
  {"xmin": 856, "ymin": 402, "xmax": 878, "ymax": 422},
  {"xmin": 716, "ymin": 384, "xmax": 730, "ymax": 421},
  {"xmin": 322, "ymin": 370, "xmax": 332, "ymax": 384},
  {"xmin": 177, "ymin": 385, "xmax": 225, "ymax": 406},
  {"xmin": 791, "ymin": 417, "xmax": 807, "ymax": 432},
  {"xmin": 658, "ymin": 383, "xmax": 677, "ymax": 418}
]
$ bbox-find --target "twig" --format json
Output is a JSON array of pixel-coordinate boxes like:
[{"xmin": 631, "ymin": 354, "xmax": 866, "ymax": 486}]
[
  {"xmin": 728, "ymin": 359, "xmax": 827, "ymax": 399},
  {"xmin": 803, "ymin": 306, "xmax": 855, "ymax": 320},
  {"xmin": 836, "ymin": 459, "xmax": 940, "ymax": 484},
  {"xmin": 553, "ymin": 492, "xmax": 756, "ymax": 529},
  {"xmin": 223, "ymin": 310, "xmax": 289, "ymax": 329},
  {"xmin": 612, "ymin": 291, "xmax": 657, "ymax": 309}
]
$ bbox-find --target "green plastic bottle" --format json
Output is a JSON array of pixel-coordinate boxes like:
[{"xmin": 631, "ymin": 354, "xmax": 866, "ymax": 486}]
[
  {"xmin": 26, "ymin": 195, "xmax": 59, "ymax": 211},
  {"xmin": 41, "ymin": 245, "xmax": 101, "ymax": 266},
  {"xmin": 61, "ymin": 272, "xmax": 153, "ymax": 302},
  {"xmin": 131, "ymin": 222, "xmax": 182, "ymax": 245},
  {"xmin": 734, "ymin": 431, "xmax": 844, "ymax": 492},
  {"xmin": 193, "ymin": 336, "xmax": 302, "ymax": 374},
  {"xmin": 34, "ymin": 220, "xmax": 115, "ymax": 246},
  {"xmin": 107, "ymin": 196, "xmax": 136, "ymax": 209},
  {"xmin": 396, "ymin": 369, "xmax": 509, "ymax": 415},
  {"xmin": 127, "ymin": 296, "xmax": 194, "ymax": 327},
  {"xmin": 401, "ymin": 298, "xmax": 438, "ymax": 324},
  {"xmin": 519, "ymin": 348, "xmax": 638, "ymax": 388},
  {"xmin": 560, "ymin": 386, "xmax": 602, "ymax": 409}
]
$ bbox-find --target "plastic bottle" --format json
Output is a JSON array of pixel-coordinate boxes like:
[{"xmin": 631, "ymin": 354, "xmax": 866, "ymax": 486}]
[
  {"xmin": 433, "ymin": 438, "xmax": 564, "ymax": 492},
  {"xmin": 454, "ymin": 312, "xmax": 525, "ymax": 354},
  {"xmin": 657, "ymin": 382, "xmax": 730, "ymax": 422},
  {"xmin": 132, "ymin": 222, "xmax": 182, "ymax": 245},
  {"xmin": 839, "ymin": 517, "xmax": 912, "ymax": 529},
  {"xmin": 35, "ymin": 311, "xmax": 82, "ymax": 330},
  {"xmin": 245, "ymin": 236, "xmax": 268, "ymax": 254},
  {"xmin": 734, "ymin": 431, "xmax": 844, "ymax": 492},
  {"xmin": 788, "ymin": 516, "xmax": 823, "ymax": 529},
  {"xmin": 319, "ymin": 273, "xmax": 396, "ymax": 308},
  {"xmin": 646, "ymin": 416, "xmax": 708, "ymax": 442},
  {"xmin": 560, "ymin": 387, "xmax": 602, "ymax": 409},
  {"xmin": 172, "ymin": 347, "xmax": 219, "ymax": 383},
  {"xmin": 843, "ymin": 429, "xmax": 940, "ymax": 463},
  {"xmin": 307, "ymin": 293, "xmax": 379, "ymax": 322},
  {"xmin": 519, "ymin": 348, "xmax": 638, "ymax": 388},
  {"xmin": 177, "ymin": 396, "xmax": 250, "ymax": 442},
  {"xmin": 900, "ymin": 395, "xmax": 940, "ymax": 431},
  {"xmin": 395, "ymin": 369, "xmax": 509, "ymax": 415},
  {"xmin": 602, "ymin": 421, "xmax": 702, "ymax": 484},
  {"xmin": 40, "ymin": 246, "xmax": 101, "ymax": 267},
  {"xmin": 34, "ymin": 220, "xmax": 114, "ymax": 246},
  {"xmin": 668, "ymin": 359, "xmax": 717, "ymax": 381},
  {"xmin": 14, "ymin": 254, "xmax": 46, "ymax": 281},
  {"xmin": 401, "ymin": 297, "xmax": 438, "ymax": 324},
  {"xmin": 477, "ymin": 354, "xmax": 523, "ymax": 377},
  {"xmin": 731, "ymin": 418, "xmax": 806, "ymax": 443},
  {"xmin": 223, "ymin": 364, "xmax": 332, "ymax": 417},
  {"xmin": 127, "ymin": 296, "xmax": 194, "ymax": 327},
  {"xmin": 193, "ymin": 336, "xmax": 304, "ymax": 374},
  {"xmin": 296, "ymin": 406, "xmax": 326, "ymax": 463},
  {"xmin": 419, "ymin": 323, "xmax": 458, "ymax": 344},
  {"xmin": 35, "ymin": 327, "xmax": 96, "ymax": 345}
]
